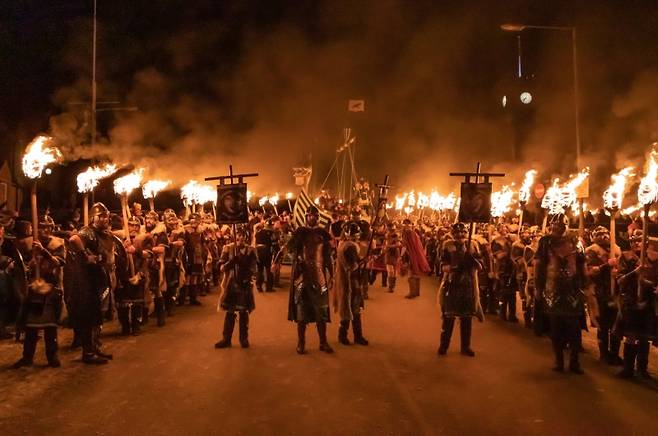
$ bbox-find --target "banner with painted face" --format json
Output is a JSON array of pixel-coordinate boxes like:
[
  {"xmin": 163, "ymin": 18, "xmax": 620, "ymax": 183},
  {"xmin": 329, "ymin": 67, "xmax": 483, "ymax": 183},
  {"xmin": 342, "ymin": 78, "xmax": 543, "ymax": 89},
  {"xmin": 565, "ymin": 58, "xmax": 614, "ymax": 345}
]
[
  {"xmin": 458, "ymin": 182, "xmax": 492, "ymax": 223},
  {"xmin": 217, "ymin": 183, "xmax": 249, "ymax": 224}
]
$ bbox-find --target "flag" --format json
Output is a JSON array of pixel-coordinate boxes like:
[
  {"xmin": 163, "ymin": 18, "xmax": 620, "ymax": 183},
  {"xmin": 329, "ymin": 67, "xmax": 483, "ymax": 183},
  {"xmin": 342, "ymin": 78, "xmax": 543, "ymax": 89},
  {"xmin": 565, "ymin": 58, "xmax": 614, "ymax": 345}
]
[
  {"xmin": 348, "ymin": 99, "xmax": 365, "ymax": 112},
  {"xmin": 292, "ymin": 190, "xmax": 332, "ymax": 228}
]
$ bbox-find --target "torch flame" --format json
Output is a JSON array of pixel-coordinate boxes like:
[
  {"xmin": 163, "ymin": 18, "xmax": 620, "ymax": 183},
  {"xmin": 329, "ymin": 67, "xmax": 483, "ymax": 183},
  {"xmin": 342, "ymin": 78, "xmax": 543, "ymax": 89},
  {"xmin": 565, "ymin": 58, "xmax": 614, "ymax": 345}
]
[
  {"xmin": 142, "ymin": 180, "xmax": 171, "ymax": 199},
  {"xmin": 286, "ymin": 192, "xmax": 293, "ymax": 199},
  {"xmin": 259, "ymin": 196, "xmax": 269, "ymax": 207},
  {"xmin": 638, "ymin": 150, "xmax": 658, "ymax": 205},
  {"xmin": 491, "ymin": 185, "xmax": 514, "ymax": 217},
  {"xmin": 181, "ymin": 180, "xmax": 200, "ymax": 205},
  {"xmin": 269, "ymin": 193, "xmax": 280, "ymax": 204},
  {"xmin": 77, "ymin": 164, "xmax": 117, "ymax": 193},
  {"xmin": 542, "ymin": 178, "xmax": 566, "ymax": 215},
  {"xmin": 417, "ymin": 192, "xmax": 429, "ymax": 209},
  {"xmin": 22, "ymin": 135, "xmax": 62, "ymax": 179},
  {"xmin": 603, "ymin": 167, "xmax": 634, "ymax": 210},
  {"xmin": 395, "ymin": 193, "xmax": 408, "ymax": 210},
  {"xmin": 518, "ymin": 169, "xmax": 537, "ymax": 204},
  {"xmin": 113, "ymin": 169, "xmax": 144, "ymax": 196}
]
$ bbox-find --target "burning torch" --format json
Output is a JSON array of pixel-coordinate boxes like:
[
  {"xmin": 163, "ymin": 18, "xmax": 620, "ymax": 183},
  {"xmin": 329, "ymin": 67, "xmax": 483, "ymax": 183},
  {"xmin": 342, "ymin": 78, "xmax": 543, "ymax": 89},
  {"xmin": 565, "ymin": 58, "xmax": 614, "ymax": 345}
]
[
  {"xmin": 637, "ymin": 150, "xmax": 658, "ymax": 301},
  {"xmin": 518, "ymin": 169, "xmax": 537, "ymax": 233},
  {"xmin": 142, "ymin": 179, "xmax": 171, "ymax": 212},
  {"xmin": 77, "ymin": 164, "xmax": 117, "ymax": 226},
  {"xmin": 22, "ymin": 135, "xmax": 61, "ymax": 284}
]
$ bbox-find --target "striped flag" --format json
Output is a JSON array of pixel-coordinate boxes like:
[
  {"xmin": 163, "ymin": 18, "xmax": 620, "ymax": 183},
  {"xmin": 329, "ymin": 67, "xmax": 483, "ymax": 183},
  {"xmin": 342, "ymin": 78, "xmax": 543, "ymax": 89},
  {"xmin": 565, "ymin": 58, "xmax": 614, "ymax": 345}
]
[{"xmin": 292, "ymin": 190, "xmax": 332, "ymax": 228}]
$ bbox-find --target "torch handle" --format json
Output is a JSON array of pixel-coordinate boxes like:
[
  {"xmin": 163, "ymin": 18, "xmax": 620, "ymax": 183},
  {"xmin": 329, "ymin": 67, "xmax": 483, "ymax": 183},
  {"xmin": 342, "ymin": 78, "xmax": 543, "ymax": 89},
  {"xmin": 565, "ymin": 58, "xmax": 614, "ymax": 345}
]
[
  {"xmin": 149, "ymin": 198, "xmax": 155, "ymax": 212},
  {"xmin": 83, "ymin": 193, "xmax": 89, "ymax": 227},
  {"xmin": 31, "ymin": 181, "xmax": 40, "ymax": 280},
  {"xmin": 121, "ymin": 195, "xmax": 136, "ymax": 277},
  {"xmin": 638, "ymin": 204, "xmax": 650, "ymax": 300},
  {"xmin": 609, "ymin": 212, "xmax": 617, "ymax": 296}
]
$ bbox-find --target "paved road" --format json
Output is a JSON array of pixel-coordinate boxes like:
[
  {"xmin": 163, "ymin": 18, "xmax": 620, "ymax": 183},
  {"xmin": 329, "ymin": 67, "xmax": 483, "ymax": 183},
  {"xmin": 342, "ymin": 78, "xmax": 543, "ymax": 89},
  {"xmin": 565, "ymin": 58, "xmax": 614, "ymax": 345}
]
[{"xmin": 1, "ymin": 274, "xmax": 656, "ymax": 436}]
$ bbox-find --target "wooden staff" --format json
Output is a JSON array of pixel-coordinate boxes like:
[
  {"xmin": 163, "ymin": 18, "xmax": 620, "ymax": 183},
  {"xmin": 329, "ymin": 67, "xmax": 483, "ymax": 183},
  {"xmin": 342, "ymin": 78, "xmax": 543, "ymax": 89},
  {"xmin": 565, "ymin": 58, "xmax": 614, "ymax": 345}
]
[
  {"xmin": 609, "ymin": 208, "xmax": 618, "ymax": 296},
  {"xmin": 30, "ymin": 181, "xmax": 40, "ymax": 280},
  {"xmin": 638, "ymin": 203, "xmax": 650, "ymax": 300},
  {"xmin": 120, "ymin": 195, "xmax": 136, "ymax": 276},
  {"xmin": 149, "ymin": 197, "xmax": 155, "ymax": 212},
  {"xmin": 517, "ymin": 202, "xmax": 525, "ymax": 236},
  {"xmin": 578, "ymin": 198, "xmax": 585, "ymax": 238},
  {"xmin": 83, "ymin": 192, "xmax": 89, "ymax": 226}
]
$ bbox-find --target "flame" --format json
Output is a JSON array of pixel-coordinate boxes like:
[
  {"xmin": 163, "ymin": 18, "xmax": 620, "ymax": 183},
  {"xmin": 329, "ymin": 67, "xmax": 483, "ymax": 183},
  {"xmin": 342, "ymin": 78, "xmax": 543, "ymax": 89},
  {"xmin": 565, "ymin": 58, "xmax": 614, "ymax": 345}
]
[
  {"xmin": 181, "ymin": 180, "xmax": 215, "ymax": 205},
  {"xmin": 259, "ymin": 196, "xmax": 268, "ymax": 207},
  {"xmin": 491, "ymin": 185, "xmax": 514, "ymax": 217},
  {"xmin": 395, "ymin": 193, "xmax": 408, "ymax": 210},
  {"xmin": 247, "ymin": 190, "xmax": 254, "ymax": 201},
  {"xmin": 417, "ymin": 192, "xmax": 429, "ymax": 209},
  {"xmin": 21, "ymin": 135, "xmax": 62, "ymax": 179},
  {"xmin": 542, "ymin": 178, "xmax": 566, "ymax": 214},
  {"xmin": 541, "ymin": 168, "xmax": 590, "ymax": 214},
  {"xmin": 142, "ymin": 180, "xmax": 171, "ymax": 199},
  {"xmin": 113, "ymin": 169, "xmax": 144, "ymax": 196},
  {"xmin": 622, "ymin": 204, "xmax": 641, "ymax": 215},
  {"xmin": 638, "ymin": 150, "xmax": 658, "ymax": 205},
  {"xmin": 269, "ymin": 193, "xmax": 280, "ymax": 204},
  {"xmin": 286, "ymin": 192, "xmax": 293, "ymax": 199},
  {"xmin": 518, "ymin": 169, "xmax": 537, "ymax": 204},
  {"xmin": 603, "ymin": 167, "xmax": 634, "ymax": 210},
  {"xmin": 76, "ymin": 163, "xmax": 118, "ymax": 193},
  {"xmin": 197, "ymin": 185, "xmax": 216, "ymax": 204},
  {"xmin": 407, "ymin": 190, "xmax": 416, "ymax": 207}
]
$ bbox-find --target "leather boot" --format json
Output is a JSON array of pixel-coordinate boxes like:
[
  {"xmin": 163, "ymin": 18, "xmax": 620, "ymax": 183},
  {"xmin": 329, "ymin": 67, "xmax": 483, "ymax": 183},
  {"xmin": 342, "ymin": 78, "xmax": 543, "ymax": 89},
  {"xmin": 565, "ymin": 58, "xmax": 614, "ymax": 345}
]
[
  {"xmin": 338, "ymin": 320, "xmax": 351, "ymax": 345},
  {"xmin": 552, "ymin": 341, "xmax": 565, "ymax": 372},
  {"xmin": 155, "ymin": 297, "xmax": 166, "ymax": 327},
  {"xmin": 177, "ymin": 286, "xmax": 187, "ymax": 306},
  {"xmin": 597, "ymin": 327, "xmax": 609, "ymax": 362},
  {"xmin": 608, "ymin": 334, "xmax": 623, "ymax": 366},
  {"xmin": 387, "ymin": 276, "xmax": 396, "ymax": 293},
  {"xmin": 381, "ymin": 271, "xmax": 388, "ymax": 288},
  {"xmin": 404, "ymin": 277, "xmax": 414, "ymax": 299},
  {"xmin": 317, "ymin": 322, "xmax": 334, "ymax": 353},
  {"xmin": 117, "ymin": 306, "xmax": 130, "ymax": 336},
  {"xmin": 507, "ymin": 295, "xmax": 519, "ymax": 322},
  {"xmin": 618, "ymin": 342, "xmax": 637, "ymax": 378},
  {"xmin": 438, "ymin": 317, "xmax": 455, "ymax": 355},
  {"xmin": 81, "ymin": 328, "xmax": 107, "ymax": 365},
  {"xmin": 637, "ymin": 340, "xmax": 652, "ymax": 379},
  {"xmin": 352, "ymin": 314, "xmax": 369, "ymax": 345},
  {"xmin": 142, "ymin": 305, "xmax": 150, "ymax": 325},
  {"xmin": 189, "ymin": 285, "xmax": 202, "ymax": 306},
  {"xmin": 93, "ymin": 327, "xmax": 113, "ymax": 360},
  {"xmin": 460, "ymin": 318, "xmax": 475, "ymax": 357},
  {"xmin": 413, "ymin": 277, "xmax": 421, "ymax": 297},
  {"xmin": 131, "ymin": 304, "xmax": 142, "ymax": 336},
  {"xmin": 215, "ymin": 312, "xmax": 236, "ymax": 348},
  {"xmin": 44, "ymin": 327, "xmax": 60, "ymax": 368},
  {"xmin": 13, "ymin": 328, "xmax": 37, "ymax": 368},
  {"xmin": 165, "ymin": 292, "xmax": 176, "ymax": 317},
  {"xmin": 238, "ymin": 311, "xmax": 250, "ymax": 348},
  {"xmin": 569, "ymin": 347, "xmax": 584, "ymax": 374},
  {"xmin": 296, "ymin": 322, "xmax": 307, "ymax": 354}
]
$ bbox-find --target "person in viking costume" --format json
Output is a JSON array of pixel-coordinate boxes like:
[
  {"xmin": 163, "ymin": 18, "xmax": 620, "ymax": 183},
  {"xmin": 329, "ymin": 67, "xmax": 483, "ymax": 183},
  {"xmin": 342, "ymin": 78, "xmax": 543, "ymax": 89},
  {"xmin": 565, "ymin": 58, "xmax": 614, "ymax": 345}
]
[
  {"xmin": 13, "ymin": 215, "xmax": 65, "ymax": 368},
  {"xmin": 215, "ymin": 227, "xmax": 257, "ymax": 349},
  {"xmin": 334, "ymin": 222, "xmax": 369, "ymax": 346},
  {"xmin": 491, "ymin": 224, "xmax": 518, "ymax": 322},
  {"xmin": 144, "ymin": 211, "xmax": 169, "ymax": 326},
  {"xmin": 384, "ymin": 228, "xmax": 402, "ymax": 293},
  {"xmin": 401, "ymin": 219, "xmax": 430, "ymax": 299},
  {"xmin": 437, "ymin": 223, "xmax": 483, "ymax": 357},
  {"xmin": 288, "ymin": 206, "xmax": 335, "ymax": 354},
  {"xmin": 182, "ymin": 213, "xmax": 206, "ymax": 306},
  {"xmin": 163, "ymin": 209, "xmax": 185, "ymax": 316}
]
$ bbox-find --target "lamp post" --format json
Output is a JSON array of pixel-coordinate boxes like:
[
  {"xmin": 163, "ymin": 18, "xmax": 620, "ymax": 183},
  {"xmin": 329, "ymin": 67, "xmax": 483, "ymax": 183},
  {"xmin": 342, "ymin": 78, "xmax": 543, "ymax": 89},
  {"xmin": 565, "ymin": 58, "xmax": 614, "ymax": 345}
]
[{"xmin": 500, "ymin": 23, "xmax": 581, "ymax": 170}]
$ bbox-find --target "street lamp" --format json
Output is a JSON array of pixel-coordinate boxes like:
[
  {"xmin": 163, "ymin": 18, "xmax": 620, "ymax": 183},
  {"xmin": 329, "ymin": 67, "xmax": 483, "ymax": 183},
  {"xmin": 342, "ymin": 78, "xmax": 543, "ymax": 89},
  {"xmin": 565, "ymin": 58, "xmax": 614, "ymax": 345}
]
[{"xmin": 500, "ymin": 23, "xmax": 581, "ymax": 170}]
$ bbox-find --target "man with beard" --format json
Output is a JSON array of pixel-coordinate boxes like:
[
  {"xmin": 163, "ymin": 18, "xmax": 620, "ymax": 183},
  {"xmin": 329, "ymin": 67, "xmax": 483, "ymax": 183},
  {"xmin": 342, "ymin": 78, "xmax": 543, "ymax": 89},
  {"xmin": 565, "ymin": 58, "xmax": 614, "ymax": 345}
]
[
  {"xmin": 512, "ymin": 225, "xmax": 533, "ymax": 327},
  {"xmin": 401, "ymin": 219, "xmax": 430, "ymax": 299},
  {"xmin": 68, "ymin": 203, "xmax": 119, "ymax": 364},
  {"xmin": 254, "ymin": 219, "xmax": 275, "ymax": 292},
  {"xmin": 12, "ymin": 216, "xmax": 65, "ymax": 369},
  {"xmin": 181, "ymin": 213, "xmax": 206, "ymax": 306},
  {"xmin": 163, "ymin": 210, "xmax": 185, "ymax": 316},
  {"xmin": 437, "ymin": 223, "xmax": 483, "ymax": 357},
  {"xmin": 585, "ymin": 226, "xmax": 623, "ymax": 365},
  {"xmin": 492, "ymin": 224, "xmax": 518, "ymax": 322},
  {"xmin": 615, "ymin": 230, "xmax": 657, "ymax": 379},
  {"xmin": 215, "ymin": 227, "xmax": 257, "ymax": 349},
  {"xmin": 535, "ymin": 215, "xmax": 587, "ymax": 374},
  {"xmin": 288, "ymin": 206, "xmax": 335, "ymax": 354},
  {"xmin": 334, "ymin": 223, "xmax": 369, "ymax": 346}
]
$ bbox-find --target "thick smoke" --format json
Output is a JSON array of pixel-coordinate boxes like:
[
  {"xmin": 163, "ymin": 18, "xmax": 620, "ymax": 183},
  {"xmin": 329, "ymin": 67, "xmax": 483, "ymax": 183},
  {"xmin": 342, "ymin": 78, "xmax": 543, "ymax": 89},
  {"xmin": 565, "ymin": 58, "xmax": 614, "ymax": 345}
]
[{"xmin": 46, "ymin": 0, "xmax": 658, "ymax": 202}]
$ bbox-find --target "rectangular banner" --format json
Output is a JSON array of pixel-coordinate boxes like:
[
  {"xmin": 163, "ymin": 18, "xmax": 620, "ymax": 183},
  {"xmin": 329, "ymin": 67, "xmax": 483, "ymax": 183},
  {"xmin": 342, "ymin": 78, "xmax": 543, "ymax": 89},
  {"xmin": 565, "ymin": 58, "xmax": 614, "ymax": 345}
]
[
  {"xmin": 216, "ymin": 183, "xmax": 249, "ymax": 224},
  {"xmin": 458, "ymin": 182, "xmax": 492, "ymax": 223}
]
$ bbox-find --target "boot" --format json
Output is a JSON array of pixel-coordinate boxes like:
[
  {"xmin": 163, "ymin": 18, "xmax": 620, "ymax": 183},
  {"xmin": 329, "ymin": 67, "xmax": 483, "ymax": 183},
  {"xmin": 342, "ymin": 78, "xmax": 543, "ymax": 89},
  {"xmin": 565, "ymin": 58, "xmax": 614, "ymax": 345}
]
[
  {"xmin": 387, "ymin": 276, "xmax": 396, "ymax": 293},
  {"xmin": 296, "ymin": 323, "xmax": 307, "ymax": 354},
  {"xmin": 189, "ymin": 285, "xmax": 202, "ymax": 306},
  {"xmin": 44, "ymin": 327, "xmax": 60, "ymax": 368},
  {"xmin": 637, "ymin": 341, "xmax": 652, "ymax": 379},
  {"xmin": 317, "ymin": 322, "xmax": 334, "ymax": 353},
  {"xmin": 238, "ymin": 311, "xmax": 250, "ymax": 348},
  {"xmin": 381, "ymin": 271, "xmax": 388, "ymax": 288},
  {"xmin": 177, "ymin": 286, "xmax": 187, "ymax": 306},
  {"xmin": 552, "ymin": 341, "xmax": 565, "ymax": 372},
  {"xmin": 618, "ymin": 343, "xmax": 637, "ymax": 378},
  {"xmin": 597, "ymin": 329, "xmax": 609, "ymax": 363},
  {"xmin": 81, "ymin": 328, "xmax": 108, "ymax": 365},
  {"xmin": 352, "ymin": 314, "xmax": 369, "ymax": 345},
  {"xmin": 155, "ymin": 297, "xmax": 166, "ymax": 327},
  {"xmin": 165, "ymin": 292, "xmax": 176, "ymax": 317},
  {"xmin": 131, "ymin": 304, "xmax": 142, "ymax": 336},
  {"xmin": 93, "ymin": 327, "xmax": 113, "ymax": 360},
  {"xmin": 13, "ymin": 328, "xmax": 37, "ymax": 368},
  {"xmin": 460, "ymin": 318, "xmax": 475, "ymax": 357},
  {"xmin": 413, "ymin": 277, "xmax": 421, "ymax": 297},
  {"xmin": 70, "ymin": 328, "xmax": 82, "ymax": 349},
  {"xmin": 215, "ymin": 312, "xmax": 236, "ymax": 348},
  {"xmin": 438, "ymin": 317, "xmax": 455, "ymax": 355},
  {"xmin": 338, "ymin": 320, "xmax": 351, "ymax": 345},
  {"xmin": 142, "ymin": 305, "xmax": 150, "ymax": 325},
  {"xmin": 569, "ymin": 347, "xmax": 584, "ymax": 374},
  {"xmin": 608, "ymin": 334, "xmax": 623, "ymax": 366},
  {"xmin": 117, "ymin": 306, "xmax": 131, "ymax": 336},
  {"xmin": 404, "ymin": 277, "xmax": 415, "ymax": 299},
  {"xmin": 507, "ymin": 296, "xmax": 519, "ymax": 322}
]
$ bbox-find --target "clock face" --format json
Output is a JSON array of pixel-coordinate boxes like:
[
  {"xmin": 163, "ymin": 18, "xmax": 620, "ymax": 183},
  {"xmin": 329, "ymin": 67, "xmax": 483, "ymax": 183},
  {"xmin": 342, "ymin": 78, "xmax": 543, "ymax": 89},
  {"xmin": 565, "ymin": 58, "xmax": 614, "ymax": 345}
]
[
  {"xmin": 520, "ymin": 91, "xmax": 532, "ymax": 104},
  {"xmin": 501, "ymin": 95, "xmax": 507, "ymax": 107}
]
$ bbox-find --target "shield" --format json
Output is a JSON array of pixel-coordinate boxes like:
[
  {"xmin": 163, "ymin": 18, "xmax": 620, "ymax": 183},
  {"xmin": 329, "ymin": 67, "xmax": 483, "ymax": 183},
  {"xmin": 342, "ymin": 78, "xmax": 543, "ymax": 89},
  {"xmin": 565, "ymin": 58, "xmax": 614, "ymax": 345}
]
[
  {"xmin": 458, "ymin": 182, "xmax": 492, "ymax": 223},
  {"xmin": 217, "ymin": 184, "xmax": 249, "ymax": 224}
]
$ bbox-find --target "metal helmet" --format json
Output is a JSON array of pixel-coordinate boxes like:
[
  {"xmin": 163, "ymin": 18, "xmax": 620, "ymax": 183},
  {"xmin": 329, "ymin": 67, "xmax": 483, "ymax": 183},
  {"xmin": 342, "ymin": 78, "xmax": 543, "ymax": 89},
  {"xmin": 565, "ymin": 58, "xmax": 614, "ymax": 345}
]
[
  {"xmin": 38, "ymin": 214, "xmax": 55, "ymax": 229},
  {"xmin": 630, "ymin": 229, "xmax": 644, "ymax": 242},
  {"xmin": 451, "ymin": 222, "xmax": 468, "ymax": 234},
  {"xmin": 145, "ymin": 210, "xmax": 159, "ymax": 220},
  {"xmin": 90, "ymin": 202, "xmax": 110, "ymax": 218},
  {"xmin": 344, "ymin": 222, "xmax": 361, "ymax": 238},
  {"xmin": 592, "ymin": 226, "xmax": 609, "ymax": 240},
  {"xmin": 128, "ymin": 216, "xmax": 141, "ymax": 227}
]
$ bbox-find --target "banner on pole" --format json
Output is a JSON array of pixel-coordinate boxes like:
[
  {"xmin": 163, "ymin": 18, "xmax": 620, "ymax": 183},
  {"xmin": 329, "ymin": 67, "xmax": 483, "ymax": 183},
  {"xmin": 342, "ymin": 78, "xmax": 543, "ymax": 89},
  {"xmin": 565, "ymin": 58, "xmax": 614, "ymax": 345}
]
[
  {"xmin": 217, "ymin": 183, "xmax": 249, "ymax": 224},
  {"xmin": 458, "ymin": 182, "xmax": 492, "ymax": 223}
]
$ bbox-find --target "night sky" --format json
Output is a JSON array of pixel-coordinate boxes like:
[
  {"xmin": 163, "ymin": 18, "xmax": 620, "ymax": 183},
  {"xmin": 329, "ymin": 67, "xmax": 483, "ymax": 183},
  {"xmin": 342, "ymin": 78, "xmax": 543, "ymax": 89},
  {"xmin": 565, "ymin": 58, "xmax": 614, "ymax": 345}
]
[{"xmin": 1, "ymin": 0, "xmax": 657, "ymax": 204}]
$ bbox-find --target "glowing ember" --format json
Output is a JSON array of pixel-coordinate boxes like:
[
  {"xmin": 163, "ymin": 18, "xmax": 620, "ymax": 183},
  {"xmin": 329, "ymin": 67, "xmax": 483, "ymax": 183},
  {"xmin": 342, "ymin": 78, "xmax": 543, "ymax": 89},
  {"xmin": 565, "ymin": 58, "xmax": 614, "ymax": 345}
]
[
  {"xmin": 638, "ymin": 150, "xmax": 658, "ymax": 205},
  {"xmin": 77, "ymin": 164, "xmax": 117, "ymax": 193},
  {"xmin": 518, "ymin": 169, "xmax": 537, "ymax": 204},
  {"xmin": 113, "ymin": 169, "xmax": 144, "ymax": 196},
  {"xmin": 22, "ymin": 135, "xmax": 62, "ymax": 179},
  {"xmin": 491, "ymin": 185, "xmax": 514, "ymax": 217},
  {"xmin": 603, "ymin": 167, "xmax": 634, "ymax": 210},
  {"xmin": 142, "ymin": 180, "xmax": 171, "ymax": 199}
]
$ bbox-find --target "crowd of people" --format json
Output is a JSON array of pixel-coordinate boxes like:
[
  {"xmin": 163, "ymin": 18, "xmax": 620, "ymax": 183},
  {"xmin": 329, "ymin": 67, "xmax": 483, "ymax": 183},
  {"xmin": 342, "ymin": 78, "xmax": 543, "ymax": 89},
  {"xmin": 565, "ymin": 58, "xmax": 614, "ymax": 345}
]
[{"xmin": 0, "ymin": 193, "xmax": 655, "ymax": 382}]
